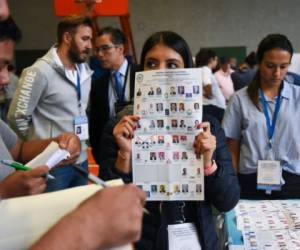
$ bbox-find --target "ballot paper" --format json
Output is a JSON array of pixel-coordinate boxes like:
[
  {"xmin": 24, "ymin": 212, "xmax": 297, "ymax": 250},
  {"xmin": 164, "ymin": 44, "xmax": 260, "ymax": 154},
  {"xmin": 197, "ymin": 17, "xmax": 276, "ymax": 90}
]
[
  {"xmin": 26, "ymin": 141, "xmax": 70, "ymax": 169},
  {"xmin": 132, "ymin": 69, "xmax": 204, "ymax": 201},
  {"xmin": 243, "ymin": 229, "xmax": 300, "ymax": 250},
  {"xmin": 168, "ymin": 223, "xmax": 202, "ymax": 250},
  {"xmin": 0, "ymin": 179, "xmax": 132, "ymax": 250},
  {"xmin": 235, "ymin": 200, "xmax": 300, "ymax": 250}
]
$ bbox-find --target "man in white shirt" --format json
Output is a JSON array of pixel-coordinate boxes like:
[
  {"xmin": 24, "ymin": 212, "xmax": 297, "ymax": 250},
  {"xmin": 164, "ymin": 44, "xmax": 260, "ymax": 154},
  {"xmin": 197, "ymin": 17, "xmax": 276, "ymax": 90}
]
[
  {"xmin": 88, "ymin": 27, "xmax": 137, "ymax": 164},
  {"xmin": 195, "ymin": 49, "xmax": 226, "ymax": 122}
]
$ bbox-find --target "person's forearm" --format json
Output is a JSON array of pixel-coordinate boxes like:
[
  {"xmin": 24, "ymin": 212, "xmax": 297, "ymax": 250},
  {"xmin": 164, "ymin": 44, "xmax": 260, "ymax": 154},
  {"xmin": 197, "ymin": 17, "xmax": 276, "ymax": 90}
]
[
  {"xmin": 226, "ymin": 138, "xmax": 240, "ymax": 173},
  {"xmin": 0, "ymin": 183, "xmax": 6, "ymax": 198},
  {"xmin": 30, "ymin": 204, "xmax": 105, "ymax": 250},
  {"xmin": 18, "ymin": 137, "xmax": 59, "ymax": 163},
  {"xmin": 30, "ymin": 214, "xmax": 78, "ymax": 250},
  {"xmin": 115, "ymin": 150, "xmax": 132, "ymax": 173},
  {"xmin": 203, "ymin": 85, "xmax": 212, "ymax": 99},
  {"xmin": 229, "ymin": 148, "xmax": 239, "ymax": 172}
]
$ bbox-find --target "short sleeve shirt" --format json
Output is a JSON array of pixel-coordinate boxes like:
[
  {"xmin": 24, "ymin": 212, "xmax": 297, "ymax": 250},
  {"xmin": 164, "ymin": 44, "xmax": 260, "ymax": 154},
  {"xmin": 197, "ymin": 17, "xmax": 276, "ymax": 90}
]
[
  {"xmin": 0, "ymin": 120, "xmax": 18, "ymax": 181},
  {"xmin": 222, "ymin": 82, "xmax": 300, "ymax": 174},
  {"xmin": 202, "ymin": 66, "xmax": 211, "ymax": 87},
  {"xmin": 202, "ymin": 66, "xmax": 226, "ymax": 109},
  {"xmin": 214, "ymin": 69, "xmax": 234, "ymax": 101}
]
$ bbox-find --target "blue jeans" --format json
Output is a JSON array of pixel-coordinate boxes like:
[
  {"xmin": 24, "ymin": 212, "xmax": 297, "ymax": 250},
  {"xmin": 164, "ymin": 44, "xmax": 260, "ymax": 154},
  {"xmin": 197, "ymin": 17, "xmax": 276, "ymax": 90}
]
[{"xmin": 45, "ymin": 160, "xmax": 88, "ymax": 192}]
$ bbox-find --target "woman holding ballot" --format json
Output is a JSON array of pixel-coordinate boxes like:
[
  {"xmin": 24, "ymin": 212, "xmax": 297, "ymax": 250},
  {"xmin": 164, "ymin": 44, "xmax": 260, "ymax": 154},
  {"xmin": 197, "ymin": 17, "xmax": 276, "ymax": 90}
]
[
  {"xmin": 99, "ymin": 31, "xmax": 239, "ymax": 250},
  {"xmin": 223, "ymin": 34, "xmax": 300, "ymax": 199}
]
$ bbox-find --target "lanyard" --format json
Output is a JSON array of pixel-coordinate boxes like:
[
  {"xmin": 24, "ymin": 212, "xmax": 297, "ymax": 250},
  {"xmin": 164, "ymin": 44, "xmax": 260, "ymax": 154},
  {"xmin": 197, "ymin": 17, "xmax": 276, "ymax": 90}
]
[
  {"xmin": 76, "ymin": 71, "xmax": 82, "ymax": 111},
  {"xmin": 259, "ymin": 89, "xmax": 282, "ymax": 148},
  {"xmin": 160, "ymin": 201, "xmax": 186, "ymax": 224}
]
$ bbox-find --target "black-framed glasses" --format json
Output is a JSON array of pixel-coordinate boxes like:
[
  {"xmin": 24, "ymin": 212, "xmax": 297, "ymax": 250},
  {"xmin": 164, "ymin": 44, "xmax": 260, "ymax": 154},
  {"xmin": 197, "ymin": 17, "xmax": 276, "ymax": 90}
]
[{"xmin": 94, "ymin": 44, "xmax": 118, "ymax": 53}]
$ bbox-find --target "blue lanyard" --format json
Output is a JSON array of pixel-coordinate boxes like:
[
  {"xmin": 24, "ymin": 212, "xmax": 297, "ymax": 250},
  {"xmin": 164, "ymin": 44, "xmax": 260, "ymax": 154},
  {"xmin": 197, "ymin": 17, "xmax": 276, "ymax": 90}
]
[
  {"xmin": 76, "ymin": 71, "xmax": 81, "ymax": 109},
  {"xmin": 259, "ymin": 89, "xmax": 282, "ymax": 148}
]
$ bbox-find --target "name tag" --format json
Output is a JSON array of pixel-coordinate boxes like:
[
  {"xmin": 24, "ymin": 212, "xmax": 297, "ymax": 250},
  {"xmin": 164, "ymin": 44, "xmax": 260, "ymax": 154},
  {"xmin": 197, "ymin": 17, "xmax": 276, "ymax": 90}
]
[
  {"xmin": 74, "ymin": 116, "xmax": 88, "ymax": 141},
  {"xmin": 257, "ymin": 160, "xmax": 281, "ymax": 191},
  {"xmin": 168, "ymin": 223, "xmax": 202, "ymax": 250}
]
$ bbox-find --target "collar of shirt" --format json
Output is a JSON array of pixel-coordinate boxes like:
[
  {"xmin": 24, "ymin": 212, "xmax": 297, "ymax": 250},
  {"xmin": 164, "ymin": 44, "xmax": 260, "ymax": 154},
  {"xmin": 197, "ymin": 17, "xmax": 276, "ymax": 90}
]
[
  {"xmin": 260, "ymin": 80, "xmax": 292, "ymax": 102},
  {"xmin": 111, "ymin": 58, "xmax": 128, "ymax": 79},
  {"xmin": 52, "ymin": 47, "xmax": 90, "ymax": 85},
  {"xmin": 281, "ymin": 80, "xmax": 292, "ymax": 100},
  {"xmin": 217, "ymin": 68, "xmax": 234, "ymax": 77}
]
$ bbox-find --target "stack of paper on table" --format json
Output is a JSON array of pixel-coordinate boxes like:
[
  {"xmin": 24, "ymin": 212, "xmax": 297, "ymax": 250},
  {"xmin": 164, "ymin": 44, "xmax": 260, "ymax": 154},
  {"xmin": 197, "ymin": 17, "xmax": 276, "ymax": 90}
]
[{"xmin": 234, "ymin": 200, "xmax": 300, "ymax": 250}]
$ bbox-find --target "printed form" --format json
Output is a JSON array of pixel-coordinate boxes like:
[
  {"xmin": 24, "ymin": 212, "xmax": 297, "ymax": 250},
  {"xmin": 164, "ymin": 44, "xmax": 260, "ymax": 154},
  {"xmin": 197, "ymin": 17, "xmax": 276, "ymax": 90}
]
[{"xmin": 132, "ymin": 69, "xmax": 204, "ymax": 201}]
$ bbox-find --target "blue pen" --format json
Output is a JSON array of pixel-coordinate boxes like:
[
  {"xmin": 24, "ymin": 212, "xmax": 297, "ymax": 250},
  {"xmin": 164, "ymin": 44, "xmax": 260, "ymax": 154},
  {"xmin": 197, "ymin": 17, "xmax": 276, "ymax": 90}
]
[{"xmin": 0, "ymin": 159, "xmax": 55, "ymax": 180}]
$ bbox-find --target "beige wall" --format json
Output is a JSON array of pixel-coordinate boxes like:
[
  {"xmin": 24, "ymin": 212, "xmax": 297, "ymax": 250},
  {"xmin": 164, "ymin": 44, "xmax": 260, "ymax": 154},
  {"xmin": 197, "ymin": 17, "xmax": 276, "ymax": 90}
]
[{"xmin": 10, "ymin": 0, "xmax": 300, "ymax": 59}]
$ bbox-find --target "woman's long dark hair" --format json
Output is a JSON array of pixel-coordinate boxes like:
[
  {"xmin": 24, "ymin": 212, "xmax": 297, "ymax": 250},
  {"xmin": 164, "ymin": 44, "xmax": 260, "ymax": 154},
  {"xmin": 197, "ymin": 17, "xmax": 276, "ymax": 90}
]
[
  {"xmin": 247, "ymin": 34, "xmax": 293, "ymax": 109},
  {"xmin": 140, "ymin": 31, "xmax": 194, "ymax": 69}
]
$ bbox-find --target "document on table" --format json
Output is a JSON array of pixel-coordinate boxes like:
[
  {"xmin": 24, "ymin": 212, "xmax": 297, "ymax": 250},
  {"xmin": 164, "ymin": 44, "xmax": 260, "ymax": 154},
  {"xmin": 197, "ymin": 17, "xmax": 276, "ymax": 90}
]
[
  {"xmin": 132, "ymin": 69, "xmax": 204, "ymax": 201},
  {"xmin": 234, "ymin": 200, "xmax": 300, "ymax": 250},
  {"xmin": 168, "ymin": 223, "xmax": 202, "ymax": 250},
  {"xmin": 0, "ymin": 179, "xmax": 132, "ymax": 250},
  {"xmin": 26, "ymin": 141, "xmax": 70, "ymax": 169}
]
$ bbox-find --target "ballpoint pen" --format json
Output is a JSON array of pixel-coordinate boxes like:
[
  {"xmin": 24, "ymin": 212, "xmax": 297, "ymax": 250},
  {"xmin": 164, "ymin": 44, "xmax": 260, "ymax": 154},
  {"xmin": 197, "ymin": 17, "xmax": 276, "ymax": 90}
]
[
  {"xmin": 72, "ymin": 164, "xmax": 149, "ymax": 214},
  {"xmin": 0, "ymin": 159, "xmax": 55, "ymax": 180},
  {"xmin": 72, "ymin": 164, "xmax": 107, "ymax": 187}
]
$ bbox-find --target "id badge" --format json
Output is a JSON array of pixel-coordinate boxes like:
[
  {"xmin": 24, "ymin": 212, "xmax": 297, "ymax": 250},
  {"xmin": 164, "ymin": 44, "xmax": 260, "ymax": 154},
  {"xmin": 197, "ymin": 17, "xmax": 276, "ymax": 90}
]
[
  {"xmin": 74, "ymin": 116, "xmax": 89, "ymax": 141},
  {"xmin": 168, "ymin": 223, "xmax": 201, "ymax": 250},
  {"xmin": 257, "ymin": 160, "xmax": 281, "ymax": 192}
]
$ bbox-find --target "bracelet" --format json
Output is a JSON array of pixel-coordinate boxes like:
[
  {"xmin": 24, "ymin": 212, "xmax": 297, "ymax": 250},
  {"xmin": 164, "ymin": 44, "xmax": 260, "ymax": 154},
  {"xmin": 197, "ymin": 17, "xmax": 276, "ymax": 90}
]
[
  {"xmin": 204, "ymin": 160, "xmax": 217, "ymax": 176},
  {"xmin": 118, "ymin": 150, "xmax": 131, "ymax": 161},
  {"xmin": 204, "ymin": 159, "xmax": 214, "ymax": 169}
]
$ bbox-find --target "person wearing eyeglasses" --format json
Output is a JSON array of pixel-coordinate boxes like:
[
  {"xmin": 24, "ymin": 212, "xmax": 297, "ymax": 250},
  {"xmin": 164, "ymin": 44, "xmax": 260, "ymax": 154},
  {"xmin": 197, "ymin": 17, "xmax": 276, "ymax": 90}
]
[{"xmin": 88, "ymin": 26, "xmax": 138, "ymax": 165}]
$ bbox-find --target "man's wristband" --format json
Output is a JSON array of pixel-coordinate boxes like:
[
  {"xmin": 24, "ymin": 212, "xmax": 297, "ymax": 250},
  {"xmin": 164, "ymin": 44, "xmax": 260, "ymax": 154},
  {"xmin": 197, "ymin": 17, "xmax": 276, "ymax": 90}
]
[{"xmin": 118, "ymin": 150, "xmax": 131, "ymax": 161}]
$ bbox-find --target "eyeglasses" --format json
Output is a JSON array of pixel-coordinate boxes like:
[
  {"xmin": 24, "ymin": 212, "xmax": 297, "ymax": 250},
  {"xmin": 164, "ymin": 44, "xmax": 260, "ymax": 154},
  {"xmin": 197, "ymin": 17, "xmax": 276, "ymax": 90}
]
[{"xmin": 94, "ymin": 44, "xmax": 118, "ymax": 53}]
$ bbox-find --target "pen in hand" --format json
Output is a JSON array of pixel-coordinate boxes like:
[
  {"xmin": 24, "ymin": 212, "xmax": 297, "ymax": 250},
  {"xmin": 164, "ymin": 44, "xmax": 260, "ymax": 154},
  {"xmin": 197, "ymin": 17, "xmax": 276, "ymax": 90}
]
[
  {"xmin": 72, "ymin": 164, "xmax": 107, "ymax": 187},
  {"xmin": 72, "ymin": 164, "xmax": 149, "ymax": 214},
  {"xmin": 0, "ymin": 159, "xmax": 55, "ymax": 180}
]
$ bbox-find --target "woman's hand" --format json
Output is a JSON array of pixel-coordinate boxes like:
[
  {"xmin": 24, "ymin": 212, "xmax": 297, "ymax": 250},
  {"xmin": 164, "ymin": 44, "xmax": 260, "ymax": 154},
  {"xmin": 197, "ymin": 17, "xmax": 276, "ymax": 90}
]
[
  {"xmin": 113, "ymin": 115, "xmax": 140, "ymax": 159},
  {"xmin": 193, "ymin": 122, "xmax": 216, "ymax": 167}
]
